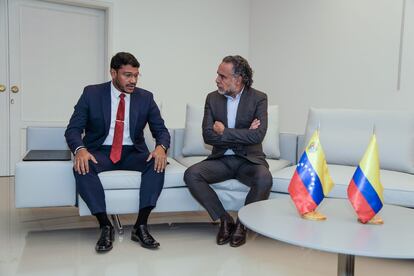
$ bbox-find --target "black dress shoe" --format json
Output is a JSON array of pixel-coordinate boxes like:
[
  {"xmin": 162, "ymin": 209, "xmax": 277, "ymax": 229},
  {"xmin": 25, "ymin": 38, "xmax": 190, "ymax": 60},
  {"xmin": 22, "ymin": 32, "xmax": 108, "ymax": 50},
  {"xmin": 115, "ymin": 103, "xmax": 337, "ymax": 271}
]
[
  {"xmin": 95, "ymin": 225, "xmax": 115, "ymax": 253},
  {"xmin": 230, "ymin": 221, "xmax": 247, "ymax": 247},
  {"xmin": 131, "ymin": 225, "xmax": 160, "ymax": 249},
  {"xmin": 216, "ymin": 217, "xmax": 235, "ymax": 245}
]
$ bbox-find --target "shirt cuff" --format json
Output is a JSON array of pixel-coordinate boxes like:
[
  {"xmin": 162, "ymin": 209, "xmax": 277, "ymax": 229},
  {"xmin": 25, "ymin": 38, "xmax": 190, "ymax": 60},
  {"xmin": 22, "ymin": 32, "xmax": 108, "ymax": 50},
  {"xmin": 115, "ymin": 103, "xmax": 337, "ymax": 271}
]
[
  {"xmin": 158, "ymin": 144, "xmax": 168, "ymax": 153},
  {"xmin": 74, "ymin": 146, "xmax": 86, "ymax": 155}
]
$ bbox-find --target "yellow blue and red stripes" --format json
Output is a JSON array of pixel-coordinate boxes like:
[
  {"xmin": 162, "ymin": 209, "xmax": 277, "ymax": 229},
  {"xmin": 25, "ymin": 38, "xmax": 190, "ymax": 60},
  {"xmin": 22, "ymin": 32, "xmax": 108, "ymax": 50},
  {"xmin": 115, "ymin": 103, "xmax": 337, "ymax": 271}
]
[
  {"xmin": 289, "ymin": 131, "xmax": 334, "ymax": 215},
  {"xmin": 347, "ymin": 134, "xmax": 383, "ymax": 223}
]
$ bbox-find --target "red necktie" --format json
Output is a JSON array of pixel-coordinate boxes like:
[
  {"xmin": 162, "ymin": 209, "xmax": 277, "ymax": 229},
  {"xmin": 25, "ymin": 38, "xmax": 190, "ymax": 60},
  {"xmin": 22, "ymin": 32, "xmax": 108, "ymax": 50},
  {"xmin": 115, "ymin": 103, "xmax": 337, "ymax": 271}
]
[{"xmin": 110, "ymin": 93, "xmax": 126, "ymax": 163}]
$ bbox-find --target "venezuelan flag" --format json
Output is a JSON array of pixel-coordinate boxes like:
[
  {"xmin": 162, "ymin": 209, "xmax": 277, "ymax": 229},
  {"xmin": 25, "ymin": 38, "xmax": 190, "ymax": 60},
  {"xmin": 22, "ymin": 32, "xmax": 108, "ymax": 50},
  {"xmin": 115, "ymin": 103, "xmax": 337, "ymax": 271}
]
[
  {"xmin": 347, "ymin": 134, "xmax": 384, "ymax": 223},
  {"xmin": 288, "ymin": 131, "xmax": 334, "ymax": 215}
]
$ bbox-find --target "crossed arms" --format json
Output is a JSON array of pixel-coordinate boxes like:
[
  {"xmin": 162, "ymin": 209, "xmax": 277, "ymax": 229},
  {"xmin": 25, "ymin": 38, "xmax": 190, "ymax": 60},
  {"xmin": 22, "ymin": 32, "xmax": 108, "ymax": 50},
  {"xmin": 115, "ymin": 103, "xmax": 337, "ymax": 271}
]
[{"xmin": 202, "ymin": 93, "xmax": 268, "ymax": 147}]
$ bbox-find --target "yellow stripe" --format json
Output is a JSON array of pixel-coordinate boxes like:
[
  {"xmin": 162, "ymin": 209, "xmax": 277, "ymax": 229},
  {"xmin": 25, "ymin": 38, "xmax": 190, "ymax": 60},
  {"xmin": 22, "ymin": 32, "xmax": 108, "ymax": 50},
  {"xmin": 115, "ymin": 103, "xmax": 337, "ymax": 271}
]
[
  {"xmin": 305, "ymin": 131, "xmax": 334, "ymax": 196},
  {"xmin": 359, "ymin": 134, "xmax": 384, "ymax": 202}
]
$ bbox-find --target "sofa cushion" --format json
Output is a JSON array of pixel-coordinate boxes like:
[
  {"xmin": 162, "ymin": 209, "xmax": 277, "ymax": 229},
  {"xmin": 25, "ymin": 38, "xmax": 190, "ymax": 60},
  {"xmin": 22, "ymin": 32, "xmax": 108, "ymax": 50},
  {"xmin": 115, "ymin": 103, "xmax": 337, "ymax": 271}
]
[
  {"xmin": 175, "ymin": 156, "xmax": 207, "ymax": 168},
  {"xmin": 262, "ymin": 105, "xmax": 280, "ymax": 158},
  {"xmin": 212, "ymin": 179, "xmax": 251, "ymax": 192},
  {"xmin": 98, "ymin": 158, "xmax": 187, "ymax": 189},
  {"xmin": 182, "ymin": 104, "xmax": 212, "ymax": 156},
  {"xmin": 272, "ymin": 164, "xmax": 414, "ymax": 207},
  {"xmin": 182, "ymin": 104, "xmax": 281, "ymax": 158},
  {"xmin": 304, "ymin": 108, "xmax": 414, "ymax": 174},
  {"xmin": 267, "ymin": 159, "xmax": 292, "ymax": 173}
]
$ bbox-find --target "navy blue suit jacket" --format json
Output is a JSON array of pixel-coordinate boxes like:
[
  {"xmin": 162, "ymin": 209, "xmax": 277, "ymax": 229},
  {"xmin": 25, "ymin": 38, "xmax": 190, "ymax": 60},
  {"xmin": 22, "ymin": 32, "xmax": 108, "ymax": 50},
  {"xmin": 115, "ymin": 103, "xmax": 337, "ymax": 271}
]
[{"xmin": 65, "ymin": 81, "xmax": 170, "ymax": 154}]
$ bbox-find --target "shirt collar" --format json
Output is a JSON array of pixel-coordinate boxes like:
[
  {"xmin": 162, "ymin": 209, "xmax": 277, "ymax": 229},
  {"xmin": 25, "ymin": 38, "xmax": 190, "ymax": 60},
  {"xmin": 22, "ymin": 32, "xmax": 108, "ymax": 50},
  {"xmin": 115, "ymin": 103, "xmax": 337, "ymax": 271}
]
[
  {"xmin": 224, "ymin": 86, "xmax": 245, "ymax": 101},
  {"xmin": 111, "ymin": 81, "xmax": 130, "ymax": 99}
]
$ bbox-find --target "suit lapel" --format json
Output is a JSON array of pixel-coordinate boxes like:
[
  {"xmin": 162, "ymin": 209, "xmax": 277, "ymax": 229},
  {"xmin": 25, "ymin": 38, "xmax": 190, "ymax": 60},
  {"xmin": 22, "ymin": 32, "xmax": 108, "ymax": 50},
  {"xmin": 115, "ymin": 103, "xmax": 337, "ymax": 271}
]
[
  {"xmin": 129, "ymin": 88, "xmax": 140, "ymax": 138},
  {"xmin": 102, "ymin": 81, "xmax": 111, "ymax": 134},
  {"xmin": 218, "ymin": 93, "xmax": 228, "ymax": 127},
  {"xmin": 235, "ymin": 87, "xmax": 248, "ymax": 128}
]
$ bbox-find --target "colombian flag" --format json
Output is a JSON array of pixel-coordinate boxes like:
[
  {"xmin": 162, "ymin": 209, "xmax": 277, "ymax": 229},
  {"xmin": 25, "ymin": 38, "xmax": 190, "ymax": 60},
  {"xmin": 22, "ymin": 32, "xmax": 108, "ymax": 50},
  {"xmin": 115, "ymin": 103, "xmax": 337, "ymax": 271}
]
[
  {"xmin": 288, "ymin": 131, "xmax": 334, "ymax": 215},
  {"xmin": 347, "ymin": 134, "xmax": 384, "ymax": 223}
]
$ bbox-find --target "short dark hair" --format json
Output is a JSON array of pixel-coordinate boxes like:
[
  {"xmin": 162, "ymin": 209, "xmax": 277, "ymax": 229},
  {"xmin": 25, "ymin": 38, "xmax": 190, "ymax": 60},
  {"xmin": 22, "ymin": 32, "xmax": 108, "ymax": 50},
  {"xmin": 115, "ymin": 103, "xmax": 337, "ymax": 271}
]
[
  {"xmin": 222, "ymin": 55, "xmax": 253, "ymax": 88},
  {"xmin": 110, "ymin": 52, "xmax": 140, "ymax": 70}
]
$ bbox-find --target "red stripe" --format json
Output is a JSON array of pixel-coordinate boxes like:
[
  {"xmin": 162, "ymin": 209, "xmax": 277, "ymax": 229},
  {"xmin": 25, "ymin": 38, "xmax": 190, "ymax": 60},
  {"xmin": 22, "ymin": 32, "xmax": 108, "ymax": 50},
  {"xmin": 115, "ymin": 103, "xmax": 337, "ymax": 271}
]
[
  {"xmin": 288, "ymin": 170, "xmax": 318, "ymax": 215},
  {"xmin": 347, "ymin": 180, "xmax": 376, "ymax": 223}
]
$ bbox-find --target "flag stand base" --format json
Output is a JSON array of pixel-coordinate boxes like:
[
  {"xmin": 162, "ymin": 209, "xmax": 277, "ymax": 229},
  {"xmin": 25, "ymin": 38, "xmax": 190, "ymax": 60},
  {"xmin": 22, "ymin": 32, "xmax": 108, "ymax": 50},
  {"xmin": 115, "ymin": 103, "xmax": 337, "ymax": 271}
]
[
  {"xmin": 302, "ymin": 211, "xmax": 327, "ymax": 221},
  {"xmin": 358, "ymin": 215, "xmax": 384, "ymax": 225}
]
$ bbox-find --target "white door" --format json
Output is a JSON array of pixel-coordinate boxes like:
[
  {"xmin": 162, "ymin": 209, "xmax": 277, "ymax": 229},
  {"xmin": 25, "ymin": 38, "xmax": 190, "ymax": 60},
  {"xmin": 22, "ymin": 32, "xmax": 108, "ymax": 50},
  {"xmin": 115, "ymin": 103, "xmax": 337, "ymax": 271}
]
[{"xmin": 6, "ymin": 0, "xmax": 107, "ymax": 175}]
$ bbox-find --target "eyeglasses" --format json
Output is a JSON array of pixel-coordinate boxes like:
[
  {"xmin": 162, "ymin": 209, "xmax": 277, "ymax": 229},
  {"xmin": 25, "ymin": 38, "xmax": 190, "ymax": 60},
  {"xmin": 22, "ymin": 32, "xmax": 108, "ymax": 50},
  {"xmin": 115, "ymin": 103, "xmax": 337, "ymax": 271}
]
[{"xmin": 120, "ymin": 72, "xmax": 142, "ymax": 80}]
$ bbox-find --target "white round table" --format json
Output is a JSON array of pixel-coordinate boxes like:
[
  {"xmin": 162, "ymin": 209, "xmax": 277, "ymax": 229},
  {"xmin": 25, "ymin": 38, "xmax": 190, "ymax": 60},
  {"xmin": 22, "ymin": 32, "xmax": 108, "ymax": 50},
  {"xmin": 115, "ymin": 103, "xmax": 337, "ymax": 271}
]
[{"xmin": 239, "ymin": 197, "xmax": 414, "ymax": 276}]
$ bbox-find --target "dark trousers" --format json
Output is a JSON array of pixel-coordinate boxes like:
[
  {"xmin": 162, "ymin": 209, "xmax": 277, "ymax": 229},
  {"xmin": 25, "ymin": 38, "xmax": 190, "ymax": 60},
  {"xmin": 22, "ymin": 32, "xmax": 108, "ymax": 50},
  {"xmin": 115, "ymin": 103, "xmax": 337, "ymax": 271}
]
[
  {"xmin": 73, "ymin": 146, "xmax": 165, "ymax": 215},
  {"xmin": 184, "ymin": 155, "xmax": 272, "ymax": 221}
]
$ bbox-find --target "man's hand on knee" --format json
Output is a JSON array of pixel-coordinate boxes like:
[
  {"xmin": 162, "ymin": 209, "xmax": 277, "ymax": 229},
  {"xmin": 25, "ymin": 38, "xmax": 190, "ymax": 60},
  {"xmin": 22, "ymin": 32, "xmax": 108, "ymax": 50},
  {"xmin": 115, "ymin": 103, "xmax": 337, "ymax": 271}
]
[
  {"xmin": 146, "ymin": 145, "xmax": 167, "ymax": 173},
  {"xmin": 74, "ymin": 148, "xmax": 98, "ymax": 175}
]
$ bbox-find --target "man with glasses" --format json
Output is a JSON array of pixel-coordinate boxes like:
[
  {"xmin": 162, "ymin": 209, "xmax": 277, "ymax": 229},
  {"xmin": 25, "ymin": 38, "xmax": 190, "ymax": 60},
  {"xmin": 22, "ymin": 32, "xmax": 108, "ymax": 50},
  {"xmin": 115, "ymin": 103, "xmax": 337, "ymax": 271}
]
[
  {"xmin": 65, "ymin": 52, "xmax": 170, "ymax": 253},
  {"xmin": 184, "ymin": 55, "xmax": 272, "ymax": 247}
]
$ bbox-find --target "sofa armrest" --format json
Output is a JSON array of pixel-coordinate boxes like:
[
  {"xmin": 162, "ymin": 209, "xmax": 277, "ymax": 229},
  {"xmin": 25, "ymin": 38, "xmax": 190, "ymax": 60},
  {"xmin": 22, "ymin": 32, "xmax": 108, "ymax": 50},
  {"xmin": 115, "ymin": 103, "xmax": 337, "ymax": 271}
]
[{"xmin": 15, "ymin": 161, "xmax": 76, "ymax": 207}]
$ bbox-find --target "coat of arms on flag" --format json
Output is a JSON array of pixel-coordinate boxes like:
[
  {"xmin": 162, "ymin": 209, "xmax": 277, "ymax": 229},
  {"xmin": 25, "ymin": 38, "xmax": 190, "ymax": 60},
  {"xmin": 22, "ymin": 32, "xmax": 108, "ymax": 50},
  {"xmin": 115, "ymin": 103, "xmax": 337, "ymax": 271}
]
[
  {"xmin": 288, "ymin": 130, "xmax": 334, "ymax": 220},
  {"xmin": 347, "ymin": 134, "xmax": 384, "ymax": 224}
]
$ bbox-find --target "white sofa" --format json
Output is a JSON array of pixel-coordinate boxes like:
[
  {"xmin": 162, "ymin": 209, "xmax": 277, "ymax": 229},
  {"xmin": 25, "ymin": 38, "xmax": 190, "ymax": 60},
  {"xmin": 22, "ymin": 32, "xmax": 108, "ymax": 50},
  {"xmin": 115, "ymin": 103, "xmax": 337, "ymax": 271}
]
[
  {"xmin": 15, "ymin": 126, "xmax": 297, "ymax": 230},
  {"xmin": 16, "ymin": 107, "xmax": 414, "ymax": 232},
  {"xmin": 271, "ymin": 108, "xmax": 414, "ymax": 207}
]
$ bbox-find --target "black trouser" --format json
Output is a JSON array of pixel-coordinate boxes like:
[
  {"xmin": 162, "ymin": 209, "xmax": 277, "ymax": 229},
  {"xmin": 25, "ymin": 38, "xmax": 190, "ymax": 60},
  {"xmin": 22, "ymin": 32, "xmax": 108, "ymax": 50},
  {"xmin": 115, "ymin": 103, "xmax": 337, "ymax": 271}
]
[{"xmin": 184, "ymin": 155, "xmax": 272, "ymax": 221}]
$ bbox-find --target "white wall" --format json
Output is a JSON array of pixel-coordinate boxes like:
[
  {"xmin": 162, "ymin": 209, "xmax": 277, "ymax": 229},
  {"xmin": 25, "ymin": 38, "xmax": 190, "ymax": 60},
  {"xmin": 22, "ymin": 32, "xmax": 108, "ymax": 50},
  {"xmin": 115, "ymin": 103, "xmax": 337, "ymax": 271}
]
[
  {"xmin": 54, "ymin": 0, "xmax": 414, "ymax": 133},
  {"xmin": 401, "ymin": 0, "xmax": 414, "ymax": 92},
  {"xmin": 109, "ymin": 0, "xmax": 250, "ymax": 128},
  {"xmin": 250, "ymin": 0, "xmax": 414, "ymax": 134}
]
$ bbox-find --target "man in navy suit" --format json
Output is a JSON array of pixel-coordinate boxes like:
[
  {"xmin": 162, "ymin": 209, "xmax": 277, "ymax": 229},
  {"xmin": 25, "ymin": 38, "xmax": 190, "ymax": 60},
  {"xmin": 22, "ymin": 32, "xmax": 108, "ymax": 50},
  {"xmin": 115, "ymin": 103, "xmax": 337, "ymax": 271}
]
[{"xmin": 65, "ymin": 52, "xmax": 170, "ymax": 252}]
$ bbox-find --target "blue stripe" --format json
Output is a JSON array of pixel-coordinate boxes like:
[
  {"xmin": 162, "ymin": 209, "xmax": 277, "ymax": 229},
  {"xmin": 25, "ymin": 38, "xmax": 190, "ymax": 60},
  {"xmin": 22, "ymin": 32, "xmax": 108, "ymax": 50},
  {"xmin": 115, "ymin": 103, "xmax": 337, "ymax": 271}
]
[
  {"xmin": 296, "ymin": 152, "xmax": 324, "ymax": 205},
  {"xmin": 352, "ymin": 167, "xmax": 383, "ymax": 213}
]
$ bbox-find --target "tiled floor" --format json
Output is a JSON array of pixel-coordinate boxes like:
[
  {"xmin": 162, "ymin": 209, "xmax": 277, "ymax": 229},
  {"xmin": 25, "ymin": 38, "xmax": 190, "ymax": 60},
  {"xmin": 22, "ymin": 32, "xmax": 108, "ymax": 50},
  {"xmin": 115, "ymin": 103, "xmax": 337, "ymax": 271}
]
[{"xmin": 1, "ymin": 177, "xmax": 413, "ymax": 276}]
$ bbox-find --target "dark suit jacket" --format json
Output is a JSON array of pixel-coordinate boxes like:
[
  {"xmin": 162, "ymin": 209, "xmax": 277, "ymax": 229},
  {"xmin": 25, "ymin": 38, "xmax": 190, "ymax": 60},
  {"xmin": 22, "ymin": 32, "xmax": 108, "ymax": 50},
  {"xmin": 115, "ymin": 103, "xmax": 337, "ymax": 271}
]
[
  {"xmin": 202, "ymin": 87, "xmax": 268, "ymax": 167},
  {"xmin": 65, "ymin": 81, "xmax": 170, "ymax": 154}
]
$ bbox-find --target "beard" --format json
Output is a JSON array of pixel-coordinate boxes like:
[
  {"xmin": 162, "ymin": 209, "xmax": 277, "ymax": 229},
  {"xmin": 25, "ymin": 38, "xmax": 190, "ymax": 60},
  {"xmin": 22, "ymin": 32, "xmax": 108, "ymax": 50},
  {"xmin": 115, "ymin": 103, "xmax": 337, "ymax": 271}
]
[
  {"xmin": 218, "ymin": 88, "xmax": 237, "ymax": 97},
  {"xmin": 113, "ymin": 79, "xmax": 126, "ymax": 93},
  {"xmin": 113, "ymin": 78, "xmax": 135, "ymax": 94}
]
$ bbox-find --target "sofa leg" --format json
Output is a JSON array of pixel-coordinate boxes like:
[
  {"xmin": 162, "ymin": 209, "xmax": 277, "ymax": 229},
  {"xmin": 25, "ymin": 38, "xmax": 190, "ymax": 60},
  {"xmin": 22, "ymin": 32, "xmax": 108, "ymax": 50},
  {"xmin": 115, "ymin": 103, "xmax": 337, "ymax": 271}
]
[{"xmin": 111, "ymin": 214, "xmax": 124, "ymax": 235}]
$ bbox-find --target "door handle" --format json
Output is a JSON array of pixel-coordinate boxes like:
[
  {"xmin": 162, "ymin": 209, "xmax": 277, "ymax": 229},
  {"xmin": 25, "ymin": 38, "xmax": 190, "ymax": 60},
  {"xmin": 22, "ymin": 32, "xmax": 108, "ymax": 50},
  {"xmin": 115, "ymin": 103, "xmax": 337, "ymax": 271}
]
[
  {"xmin": 0, "ymin": 84, "xmax": 5, "ymax": 92},
  {"xmin": 11, "ymin": 85, "xmax": 19, "ymax": 93}
]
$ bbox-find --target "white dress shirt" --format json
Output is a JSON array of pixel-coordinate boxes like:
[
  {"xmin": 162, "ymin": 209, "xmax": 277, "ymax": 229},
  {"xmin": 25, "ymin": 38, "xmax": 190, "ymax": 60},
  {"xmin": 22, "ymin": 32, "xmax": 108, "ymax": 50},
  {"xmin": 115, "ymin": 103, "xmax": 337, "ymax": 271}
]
[
  {"xmin": 224, "ymin": 87, "xmax": 244, "ymax": 155},
  {"xmin": 102, "ymin": 82, "xmax": 134, "ymax": 146}
]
